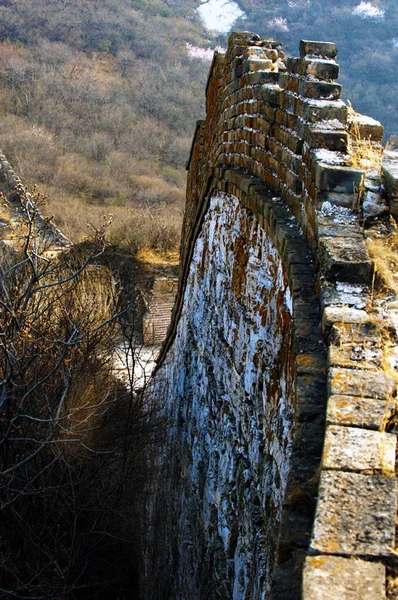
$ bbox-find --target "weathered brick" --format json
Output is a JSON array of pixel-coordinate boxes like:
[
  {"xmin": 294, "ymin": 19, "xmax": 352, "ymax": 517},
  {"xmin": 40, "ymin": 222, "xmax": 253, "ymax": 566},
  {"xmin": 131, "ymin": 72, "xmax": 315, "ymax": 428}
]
[
  {"xmin": 318, "ymin": 236, "xmax": 372, "ymax": 283},
  {"xmin": 298, "ymin": 79, "xmax": 342, "ymax": 100},
  {"xmin": 327, "ymin": 394, "xmax": 391, "ymax": 431},
  {"xmin": 322, "ymin": 425, "xmax": 396, "ymax": 475},
  {"xmin": 303, "ymin": 556, "xmax": 386, "ymax": 600},
  {"xmin": 311, "ymin": 471, "xmax": 396, "ymax": 556},
  {"xmin": 328, "ymin": 367, "xmax": 395, "ymax": 399},
  {"xmin": 328, "ymin": 344, "xmax": 381, "ymax": 372},
  {"xmin": 299, "ymin": 40, "xmax": 338, "ymax": 59},
  {"xmin": 314, "ymin": 163, "xmax": 363, "ymax": 193},
  {"xmin": 322, "ymin": 307, "xmax": 369, "ymax": 332},
  {"xmin": 247, "ymin": 58, "xmax": 273, "ymax": 72},
  {"xmin": 349, "ymin": 113, "xmax": 384, "ymax": 142},
  {"xmin": 304, "ymin": 126, "xmax": 348, "ymax": 151},
  {"xmin": 287, "ymin": 57, "xmax": 340, "ymax": 80},
  {"xmin": 300, "ymin": 98, "xmax": 347, "ymax": 123}
]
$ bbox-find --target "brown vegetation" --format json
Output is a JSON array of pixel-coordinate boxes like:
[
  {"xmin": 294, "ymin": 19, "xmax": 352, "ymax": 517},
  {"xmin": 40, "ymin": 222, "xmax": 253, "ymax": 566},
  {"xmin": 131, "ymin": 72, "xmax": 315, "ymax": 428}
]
[
  {"xmin": 0, "ymin": 0, "xmax": 212, "ymax": 254},
  {"xmin": 0, "ymin": 192, "xmax": 161, "ymax": 599}
]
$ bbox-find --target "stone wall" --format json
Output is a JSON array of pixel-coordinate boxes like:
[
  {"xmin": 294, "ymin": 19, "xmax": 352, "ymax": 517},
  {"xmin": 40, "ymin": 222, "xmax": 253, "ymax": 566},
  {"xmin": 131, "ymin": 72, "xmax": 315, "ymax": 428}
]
[
  {"xmin": 0, "ymin": 150, "xmax": 71, "ymax": 251},
  {"xmin": 147, "ymin": 33, "xmax": 398, "ymax": 599},
  {"xmin": 142, "ymin": 277, "xmax": 179, "ymax": 346}
]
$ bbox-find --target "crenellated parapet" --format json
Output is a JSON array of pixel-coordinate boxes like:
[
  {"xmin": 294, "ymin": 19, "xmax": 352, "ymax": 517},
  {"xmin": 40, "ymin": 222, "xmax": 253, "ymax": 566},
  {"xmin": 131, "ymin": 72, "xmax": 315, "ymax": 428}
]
[{"xmin": 185, "ymin": 32, "xmax": 387, "ymax": 254}]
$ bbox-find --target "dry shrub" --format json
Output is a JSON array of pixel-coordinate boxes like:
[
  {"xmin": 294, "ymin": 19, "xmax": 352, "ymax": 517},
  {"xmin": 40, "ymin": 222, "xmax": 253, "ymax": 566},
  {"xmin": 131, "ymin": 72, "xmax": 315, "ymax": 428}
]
[
  {"xmin": 110, "ymin": 202, "xmax": 183, "ymax": 253},
  {"xmin": 0, "ymin": 199, "xmax": 161, "ymax": 598},
  {"xmin": 367, "ymin": 221, "xmax": 398, "ymax": 296},
  {"xmin": 347, "ymin": 101, "xmax": 383, "ymax": 171}
]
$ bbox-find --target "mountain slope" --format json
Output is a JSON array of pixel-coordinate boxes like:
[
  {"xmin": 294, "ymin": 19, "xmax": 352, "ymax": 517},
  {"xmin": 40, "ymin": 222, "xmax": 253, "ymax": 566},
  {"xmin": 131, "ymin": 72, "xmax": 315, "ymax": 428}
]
[{"xmin": 0, "ymin": 0, "xmax": 395, "ymax": 249}]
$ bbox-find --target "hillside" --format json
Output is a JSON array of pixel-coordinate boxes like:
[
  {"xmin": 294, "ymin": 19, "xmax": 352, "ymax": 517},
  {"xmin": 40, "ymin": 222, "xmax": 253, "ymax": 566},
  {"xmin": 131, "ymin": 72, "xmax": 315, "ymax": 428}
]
[{"xmin": 0, "ymin": 0, "xmax": 395, "ymax": 250}]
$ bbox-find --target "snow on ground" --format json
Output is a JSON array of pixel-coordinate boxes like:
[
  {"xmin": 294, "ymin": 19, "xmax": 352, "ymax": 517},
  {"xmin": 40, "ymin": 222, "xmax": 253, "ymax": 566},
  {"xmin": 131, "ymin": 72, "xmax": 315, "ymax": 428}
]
[
  {"xmin": 268, "ymin": 17, "xmax": 289, "ymax": 32},
  {"xmin": 197, "ymin": 0, "xmax": 246, "ymax": 34},
  {"xmin": 186, "ymin": 42, "xmax": 225, "ymax": 62},
  {"xmin": 352, "ymin": 2, "xmax": 385, "ymax": 20},
  {"xmin": 287, "ymin": 0, "xmax": 311, "ymax": 7},
  {"xmin": 392, "ymin": 38, "xmax": 398, "ymax": 49},
  {"xmin": 114, "ymin": 344, "xmax": 160, "ymax": 390}
]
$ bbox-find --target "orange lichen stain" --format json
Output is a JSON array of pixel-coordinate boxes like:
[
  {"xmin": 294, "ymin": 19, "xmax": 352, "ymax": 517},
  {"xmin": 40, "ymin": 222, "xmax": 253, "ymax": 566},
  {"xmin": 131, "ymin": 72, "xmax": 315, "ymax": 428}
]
[
  {"xmin": 198, "ymin": 240, "xmax": 208, "ymax": 277},
  {"xmin": 297, "ymin": 354, "xmax": 313, "ymax": 369},
  {"xmin": 308, "ymin": 556, "xmax": 327, "ymax": 568},
  {"xmin": 280, "ymin": 304, "xmax": 291, "ymax": 333},
  {"xmin": 330, "ymin": 369, "xmax": 351, "ymax": 393},
  {"xmin": 259, "ymin": 304, "xmax": 268, "ymax": 327},
  {"xmin": 231, "ymin": 236, "xmax": 249, "ymax": 304},
  {"xmin": 322, "ymin": 538, "xmax": 341, "ymax": 553}
]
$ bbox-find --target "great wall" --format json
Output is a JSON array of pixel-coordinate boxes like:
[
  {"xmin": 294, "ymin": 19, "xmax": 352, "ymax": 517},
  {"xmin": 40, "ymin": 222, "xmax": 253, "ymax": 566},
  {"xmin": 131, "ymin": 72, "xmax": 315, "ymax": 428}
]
[
  {"xmin": 143, "ymin": 33, "xmax": 398, "ymax": 599},
  {"xmin": 1, "ymin": 29, "xmax": 398, "ymax": 600}
]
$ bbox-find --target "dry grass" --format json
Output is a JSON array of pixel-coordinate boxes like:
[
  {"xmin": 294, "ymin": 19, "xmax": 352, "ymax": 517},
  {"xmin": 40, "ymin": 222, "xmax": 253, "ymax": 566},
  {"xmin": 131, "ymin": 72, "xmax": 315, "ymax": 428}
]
[
  {"xmin": 367, "ymin": 221, "xmax": 398, "ymax": 296},
  {"xmin": 137, "ymin": 247, "xmax": 180, "ymax": 266},
  {"xmin": 347, "ymin": 101, "xmax": 383, "ymax": 171}
]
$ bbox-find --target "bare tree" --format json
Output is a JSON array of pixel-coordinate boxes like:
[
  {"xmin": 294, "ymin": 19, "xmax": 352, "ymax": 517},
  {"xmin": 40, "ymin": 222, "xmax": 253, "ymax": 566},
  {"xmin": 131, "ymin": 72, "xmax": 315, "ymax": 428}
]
[{"xmin": 0, "ymin": 189, "xmax": 160, "ymax": 599}]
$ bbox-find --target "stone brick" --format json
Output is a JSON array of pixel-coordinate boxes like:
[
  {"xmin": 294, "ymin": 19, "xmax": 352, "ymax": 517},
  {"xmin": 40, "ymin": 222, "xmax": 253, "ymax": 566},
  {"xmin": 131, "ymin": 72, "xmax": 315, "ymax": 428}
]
[
  {"xmin": 300, "ymin": 98, "xmax": 347, "ymax": 123},
  {"xmin": 328, "ymin": 344, "xmax": 381, "ymax": 371},
  {"xmin": 322, "ymin": 425, "xmax": 396, "ymax": 475},
  {"xmin": 315, "ymin": 214, "xmax": 362, "ymax": 238},
  {"xmin": 318, "ymin": 236, "xmax": 372, "ymax": 284},
  {"xmin": 279, "ymin": 72, "xmax": 299, "ymax": 93},
  {"xmin": 299, "ymin": 40, "xmax": 338, "ymax": 59},
  {"xmin": 349, "ymin": 113, "xmax": 384, "ymax": 142},
  {"xmin": 314, "ymin": 163, "xmax": 363, "ymax": 193},
  {"xmin": 296, "ymin": 352, "xmax": 325, "ymax": 374},
  {"xmin": 304, "ymin": 126, "xmax": 348, "ymax": 152},
  {"xmin": 287, "ymin": 57, "xmax": 340, "ymax": 80},
  {"xmin": 328, "ymin": 367, "xmax": 395, "ymax": 399},
  {"xmin": 282, "ymin": 91, "xmax": 297, "ymax": 113},
  {"xmin": 303, "ymin": 556, "xmax": 386, "ymax": 600},
  {"xmin": 275, "ymin": 125, "xmax": 303, "ymax": 154},
  {"xmin": 311, "ymin": 471, "xmax": 396, "ymax": 556},
  {"xmin": 247, "ymin": 58, "xmax": 273, "ymax": 72},
  {"xmin": 328, "ymin": 321, "xmax": 385, "ymax": 347},
  {"xmin": 327, "ymin": 394, "xmax": 391, "ymax": 431},
  {"xmin": 262, "ymin": 85, "xmax": 284, "ymax": 106},
  {"xmin": 296, "ymin": 373, "xmax": 327, "ymax": 419},
  {"xmin": 298, "ymin": 79, "xmax": 342, "ymax": 100}
]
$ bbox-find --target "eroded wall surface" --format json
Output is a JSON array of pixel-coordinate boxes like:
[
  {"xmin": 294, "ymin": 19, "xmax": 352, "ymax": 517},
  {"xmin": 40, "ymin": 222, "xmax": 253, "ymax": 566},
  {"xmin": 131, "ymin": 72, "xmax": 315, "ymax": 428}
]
[{"xmin": 147, "ymin": 192, "xmax": 295, "ymax": 599}]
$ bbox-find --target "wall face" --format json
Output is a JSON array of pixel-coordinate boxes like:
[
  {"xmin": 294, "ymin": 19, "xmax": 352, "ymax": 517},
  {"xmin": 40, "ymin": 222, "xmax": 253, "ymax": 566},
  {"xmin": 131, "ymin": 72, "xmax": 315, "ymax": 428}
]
[{"xmin": 151, "ymin": 192, "xmax": 295, "ymax": 599}]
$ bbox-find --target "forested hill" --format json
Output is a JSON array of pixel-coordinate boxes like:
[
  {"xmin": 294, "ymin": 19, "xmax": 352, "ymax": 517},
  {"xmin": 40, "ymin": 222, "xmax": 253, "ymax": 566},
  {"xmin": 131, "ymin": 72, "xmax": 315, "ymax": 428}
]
[{"xmin": 0, "ymin": 0, "xmax": 395, "ymax": 250}]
